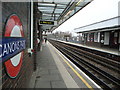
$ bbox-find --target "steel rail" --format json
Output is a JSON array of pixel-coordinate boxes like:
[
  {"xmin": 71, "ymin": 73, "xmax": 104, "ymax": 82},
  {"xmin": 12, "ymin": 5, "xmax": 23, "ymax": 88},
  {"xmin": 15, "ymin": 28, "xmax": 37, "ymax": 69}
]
[{"xmin": 49, "ymin": 40, "xmax": 120, "ymax": 89}]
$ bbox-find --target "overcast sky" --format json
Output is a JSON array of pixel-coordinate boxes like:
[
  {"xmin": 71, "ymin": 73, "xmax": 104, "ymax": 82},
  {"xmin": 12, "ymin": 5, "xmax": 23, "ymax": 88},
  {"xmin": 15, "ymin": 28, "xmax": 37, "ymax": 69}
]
[{"xmin": 53, "ymin": 0, "xmax": 120, "ymax": 35}]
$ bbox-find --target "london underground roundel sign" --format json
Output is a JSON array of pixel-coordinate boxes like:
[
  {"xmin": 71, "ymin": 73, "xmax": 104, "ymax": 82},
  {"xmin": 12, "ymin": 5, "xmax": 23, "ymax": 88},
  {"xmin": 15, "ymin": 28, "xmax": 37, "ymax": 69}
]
[{"xmin": 3, "ymin": 15, "xmax": 25, "ymax": 78}]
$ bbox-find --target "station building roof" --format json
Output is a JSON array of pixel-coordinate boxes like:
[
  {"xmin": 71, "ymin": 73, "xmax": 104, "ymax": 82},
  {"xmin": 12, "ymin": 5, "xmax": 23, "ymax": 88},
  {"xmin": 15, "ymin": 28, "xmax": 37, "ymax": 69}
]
[
  {"xmin": 74, "ymin": 16, "xmax": 120, "ymax": 33},
  {"xmin": 38, "ymin": 0, "xmax": 93, "ymax": 32}
]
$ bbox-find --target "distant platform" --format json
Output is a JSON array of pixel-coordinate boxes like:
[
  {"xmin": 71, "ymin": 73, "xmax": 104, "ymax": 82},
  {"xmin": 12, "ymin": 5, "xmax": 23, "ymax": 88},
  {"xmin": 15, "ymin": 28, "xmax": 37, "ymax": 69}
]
[{"xmin": 52, "ymin": 39, "xmax": 120, "ymax": 56}]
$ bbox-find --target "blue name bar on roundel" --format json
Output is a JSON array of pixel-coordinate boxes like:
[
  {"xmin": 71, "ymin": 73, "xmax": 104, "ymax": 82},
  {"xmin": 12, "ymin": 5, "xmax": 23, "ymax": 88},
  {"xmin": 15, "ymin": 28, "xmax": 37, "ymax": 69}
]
[{"xmin": 0, "ymin": 37, "xmax": 26, "ymax": 63}]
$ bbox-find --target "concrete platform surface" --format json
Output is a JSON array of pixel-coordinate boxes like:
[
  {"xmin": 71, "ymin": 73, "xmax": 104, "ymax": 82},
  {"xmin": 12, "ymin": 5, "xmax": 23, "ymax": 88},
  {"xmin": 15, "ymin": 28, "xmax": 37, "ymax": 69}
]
[{"xmin": 29, "ymin": 41, "xmax": 101, "ymax": 89}]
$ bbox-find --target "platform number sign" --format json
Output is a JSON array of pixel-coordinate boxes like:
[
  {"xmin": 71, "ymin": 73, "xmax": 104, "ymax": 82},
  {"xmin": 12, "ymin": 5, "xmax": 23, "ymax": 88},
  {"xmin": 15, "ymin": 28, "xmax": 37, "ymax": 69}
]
[{"xmin": 1, "ymin": 15, "xmax": 26, "ymax": 78}]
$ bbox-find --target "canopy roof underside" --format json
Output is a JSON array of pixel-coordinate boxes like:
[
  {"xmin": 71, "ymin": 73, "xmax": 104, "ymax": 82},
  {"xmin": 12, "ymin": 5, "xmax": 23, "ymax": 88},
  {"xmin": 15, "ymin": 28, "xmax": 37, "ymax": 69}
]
[{"xmin": 38, "ymin": 0, "xmax": 92, "ymax": 32}]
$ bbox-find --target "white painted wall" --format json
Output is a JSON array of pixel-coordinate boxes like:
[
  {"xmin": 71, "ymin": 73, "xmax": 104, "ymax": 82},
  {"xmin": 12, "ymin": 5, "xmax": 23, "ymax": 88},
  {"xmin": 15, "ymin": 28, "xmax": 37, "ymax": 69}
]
[{"xmin": 104, "ymin": 32, "xmax": 110, "ymax": 45}]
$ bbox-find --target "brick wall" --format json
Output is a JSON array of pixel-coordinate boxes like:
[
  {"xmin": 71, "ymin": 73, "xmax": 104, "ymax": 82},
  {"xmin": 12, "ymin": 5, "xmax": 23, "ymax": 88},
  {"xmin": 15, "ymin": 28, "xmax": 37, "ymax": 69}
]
[{"xmin": 1, "ymin": 2, "xmax": 34, "ymax": 88}]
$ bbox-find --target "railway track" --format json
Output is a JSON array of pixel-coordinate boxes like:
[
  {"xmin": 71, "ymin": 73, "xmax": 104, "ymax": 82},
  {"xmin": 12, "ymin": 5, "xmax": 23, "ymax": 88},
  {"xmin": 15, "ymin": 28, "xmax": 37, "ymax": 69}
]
[{"xmin": 49, "ymin": 39, "xmax": 120, "ymax": 89}]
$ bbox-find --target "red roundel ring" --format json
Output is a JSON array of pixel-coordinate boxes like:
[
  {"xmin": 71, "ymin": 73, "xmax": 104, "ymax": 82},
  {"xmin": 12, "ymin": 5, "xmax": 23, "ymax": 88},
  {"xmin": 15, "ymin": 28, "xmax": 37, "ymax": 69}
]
[{"xmin": 4, "ymin": 14, "xmax": 24, "ymax": 78}]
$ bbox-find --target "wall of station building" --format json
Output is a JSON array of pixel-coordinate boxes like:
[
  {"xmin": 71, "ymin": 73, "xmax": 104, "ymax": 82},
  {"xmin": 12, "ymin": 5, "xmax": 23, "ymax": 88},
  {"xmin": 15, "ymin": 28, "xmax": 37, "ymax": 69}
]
[
  {"xmin": 0, "ymin": 2, "xmax": 40, "ymax": 88},
  {"xmin": 54, "ymin": 28, "xmax": 120, "ymax": 51},
  {"xmin": 78, "ymin": 29, "xmax": 120, "ymax": 50}
]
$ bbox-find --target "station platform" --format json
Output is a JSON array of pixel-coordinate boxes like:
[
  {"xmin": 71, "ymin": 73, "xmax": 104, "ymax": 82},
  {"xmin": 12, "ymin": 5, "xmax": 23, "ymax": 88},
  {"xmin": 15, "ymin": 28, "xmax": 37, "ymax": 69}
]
[
  {"xmin": 55, "ymin": 39, "xmax": 120, "ymax": 56},
  {"xmin": 29, "ymin": 41, "xmax": 101, "ymax": 89}
]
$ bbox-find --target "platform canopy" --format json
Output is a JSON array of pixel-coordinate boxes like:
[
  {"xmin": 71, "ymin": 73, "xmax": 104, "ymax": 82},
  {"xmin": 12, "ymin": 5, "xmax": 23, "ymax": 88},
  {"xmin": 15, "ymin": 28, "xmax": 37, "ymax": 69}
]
[
  {"xmin": 74, "ymin": 16, "xmax": 120, "ymax": 33},
  {"xmin": 38, "ymin": 0, "xmax": 92, "ymax": 32}
]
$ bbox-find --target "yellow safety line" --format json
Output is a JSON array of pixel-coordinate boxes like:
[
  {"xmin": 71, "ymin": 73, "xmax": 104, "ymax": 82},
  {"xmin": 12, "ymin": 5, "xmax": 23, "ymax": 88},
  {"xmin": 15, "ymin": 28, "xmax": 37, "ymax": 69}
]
[{"xmin": 56, "ymin": 51, "xmax": 94, "ymax": 90}]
